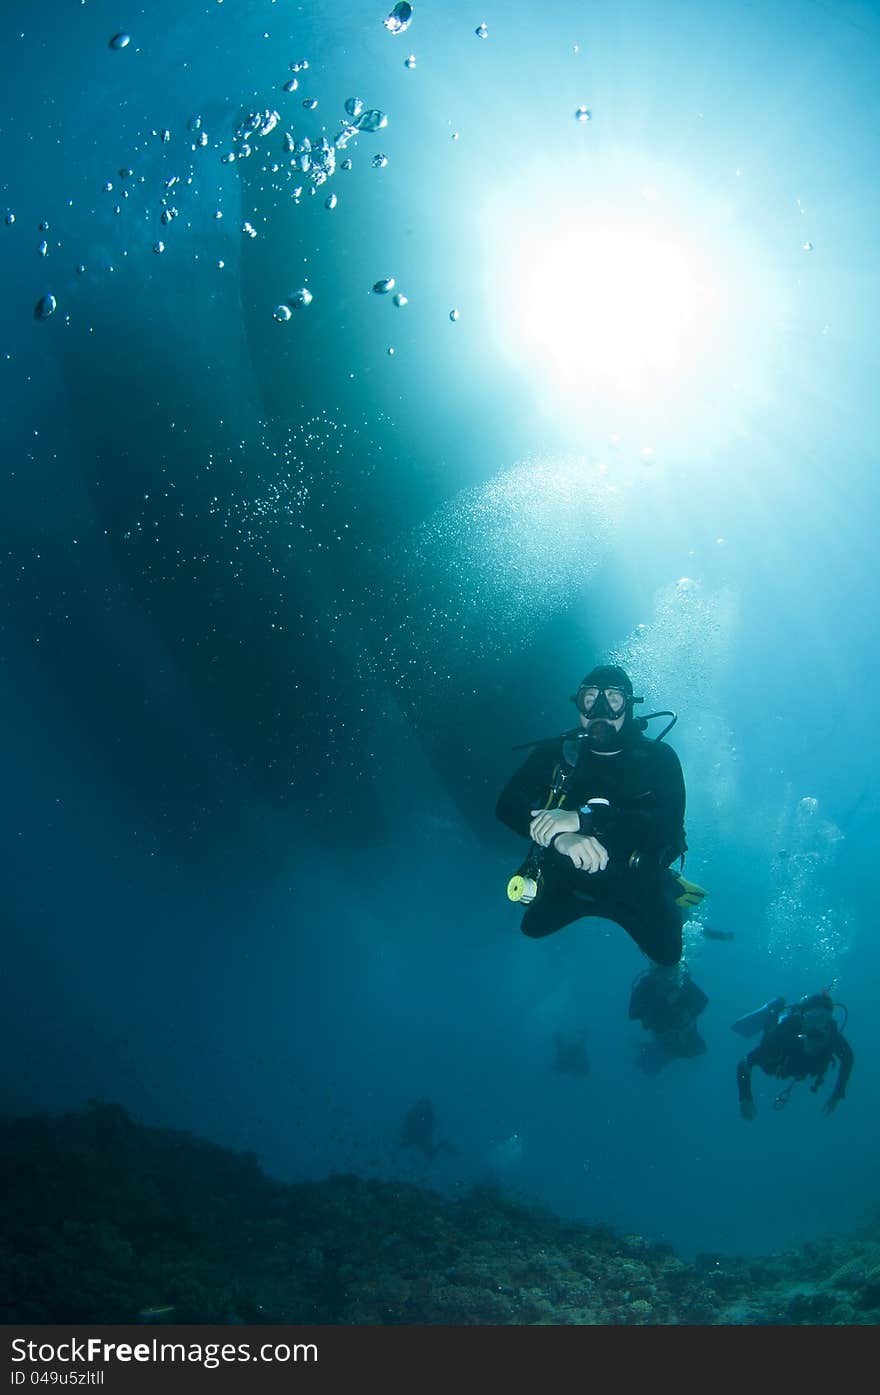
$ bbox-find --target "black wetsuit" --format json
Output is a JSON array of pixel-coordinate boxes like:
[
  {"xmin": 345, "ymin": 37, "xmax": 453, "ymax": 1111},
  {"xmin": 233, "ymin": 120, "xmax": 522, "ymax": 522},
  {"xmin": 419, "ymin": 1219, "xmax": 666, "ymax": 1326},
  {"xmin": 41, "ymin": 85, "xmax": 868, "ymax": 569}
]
[
  {"xmin": 736, "ymin": 1014, "xmax": 854, "ymax": 1107},
  {"xmin": 496, "ymin": 730, "xmax": 688, "ymax": 966}
]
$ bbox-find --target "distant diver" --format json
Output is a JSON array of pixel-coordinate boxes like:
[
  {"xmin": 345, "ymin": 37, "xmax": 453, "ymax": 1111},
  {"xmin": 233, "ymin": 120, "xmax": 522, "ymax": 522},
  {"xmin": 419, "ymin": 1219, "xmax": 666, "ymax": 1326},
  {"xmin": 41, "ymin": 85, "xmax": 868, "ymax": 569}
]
[
  {"xmin": 496, "ymin": 663, "xmax": 709, "ymax": 1063},
  {"xmin": 732, "ymin": 991, "xmax": 854, "ymax": 1119},
  {"xmin": 551, "ymin": 1029, "xmax": 591, "ymax": 1078},
  {"xmin": 629, "ymin": 967, "xmax": 709, "ymax": 1074},
  {"xmin": 397, "ymin": 1098, "xmax": 456, "ymax": 1161}
]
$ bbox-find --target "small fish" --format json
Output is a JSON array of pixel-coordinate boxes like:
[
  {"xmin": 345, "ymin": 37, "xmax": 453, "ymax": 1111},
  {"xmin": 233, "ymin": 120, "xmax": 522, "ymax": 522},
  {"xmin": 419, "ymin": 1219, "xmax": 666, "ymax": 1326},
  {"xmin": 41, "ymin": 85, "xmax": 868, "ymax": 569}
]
[
  {"xmin": 138, "ymin": 1306, "xmax": 175, "ymax": 1323},
  {"xmin": 701, "ymin": 926, "xmax": 735, "ymax": 941}
]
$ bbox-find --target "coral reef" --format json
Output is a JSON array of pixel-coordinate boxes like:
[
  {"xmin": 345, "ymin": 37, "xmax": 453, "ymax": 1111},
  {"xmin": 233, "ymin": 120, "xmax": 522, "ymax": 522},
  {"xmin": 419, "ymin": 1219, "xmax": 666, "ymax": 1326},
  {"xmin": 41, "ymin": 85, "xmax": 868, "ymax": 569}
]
[{"xmin": 1, "ymin": 1103, "xmax": 878, "ymax": 1325}]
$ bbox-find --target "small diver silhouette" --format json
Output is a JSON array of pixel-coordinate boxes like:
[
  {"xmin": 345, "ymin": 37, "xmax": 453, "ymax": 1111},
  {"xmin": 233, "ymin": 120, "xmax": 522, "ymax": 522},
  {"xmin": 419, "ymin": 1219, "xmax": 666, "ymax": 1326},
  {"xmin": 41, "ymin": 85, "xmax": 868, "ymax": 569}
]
[
  {"xmin": 397, "ymin": 1098, "xmax": 457, "ymax": 1161},
  {"xmin": 551, "ymin": 1030, "xmax": 591, "ymax": 1077}
]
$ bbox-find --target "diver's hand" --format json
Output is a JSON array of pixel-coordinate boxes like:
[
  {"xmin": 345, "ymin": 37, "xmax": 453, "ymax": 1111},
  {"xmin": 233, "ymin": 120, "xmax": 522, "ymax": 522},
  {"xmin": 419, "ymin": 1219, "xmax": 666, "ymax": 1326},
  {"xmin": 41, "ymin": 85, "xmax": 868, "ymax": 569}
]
[
  {"xmin": 551, "ymin": 833, "xmax": 609, "ymax": 873},
  {"xmin": 823, "ymin": 1096, "xmax": 842, "ymax": 1117},
  {"xmin": 529, "ymin": 808, "xmax": 579, "ymax": 846},
  {"xmin": 739, "ymin": 1099, "xmax": 757, "ymax": 1121}
]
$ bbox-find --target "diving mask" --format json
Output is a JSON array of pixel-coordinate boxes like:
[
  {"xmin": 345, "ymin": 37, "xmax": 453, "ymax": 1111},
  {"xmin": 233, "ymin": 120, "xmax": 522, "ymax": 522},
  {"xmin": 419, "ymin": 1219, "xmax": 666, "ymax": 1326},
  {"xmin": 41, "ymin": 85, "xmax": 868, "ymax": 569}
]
[{"xmin": 575, "ymin": 685, "xmax": 628, "ymax": 719}]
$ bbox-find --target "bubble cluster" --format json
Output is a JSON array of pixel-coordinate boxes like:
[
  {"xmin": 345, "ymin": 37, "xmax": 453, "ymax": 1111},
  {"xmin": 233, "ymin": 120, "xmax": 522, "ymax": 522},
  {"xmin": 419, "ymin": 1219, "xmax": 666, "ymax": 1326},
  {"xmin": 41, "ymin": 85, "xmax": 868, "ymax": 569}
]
[
  {"xmin": 610, "ymin": 578, "xmax": 741, "ymax": 865},
  {"xmin": 764, "ymin": 794, "xmax": 849, "ymax": 972},
  {"xmin": 387, "ymin": 456, "xmax": 624, "ymax": 684},
  {"xmin": 613, "ymin": 577, "xmax": 737, "ymax": 720},
  {"xmin": 198, "ymin": 413, "xmax": 351, "ymax": 576},
  {"xmin": 235, "ymin": 110, "xmax": 280, "ymax": 143},
  {"xmin": 17, "ymin": 33, "xmax": 398, "ymax": 355}
]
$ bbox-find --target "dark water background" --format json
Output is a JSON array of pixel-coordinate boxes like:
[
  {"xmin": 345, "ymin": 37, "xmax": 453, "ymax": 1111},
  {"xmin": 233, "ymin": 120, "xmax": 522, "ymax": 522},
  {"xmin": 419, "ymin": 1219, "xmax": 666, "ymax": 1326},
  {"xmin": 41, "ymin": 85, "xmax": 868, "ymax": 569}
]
[{"xmin": 2, "ymin": 0, "xmax": 879, "ymax": 1261}]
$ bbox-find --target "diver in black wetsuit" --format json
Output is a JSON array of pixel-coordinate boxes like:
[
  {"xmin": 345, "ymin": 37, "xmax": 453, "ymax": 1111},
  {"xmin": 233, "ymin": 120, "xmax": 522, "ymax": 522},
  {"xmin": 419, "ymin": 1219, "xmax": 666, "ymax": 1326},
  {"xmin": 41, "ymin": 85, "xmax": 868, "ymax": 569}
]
[
  {"xmin": 496, "ymin": 664, "xmax": 709, "ymax": 1066},
  {"xmin": 733, "ymin": 991, "xmax": 854, "ymax": 1119},
  {"xmin": 628, "ymin": 968, "xmax": 709, "ymax": 1074}
]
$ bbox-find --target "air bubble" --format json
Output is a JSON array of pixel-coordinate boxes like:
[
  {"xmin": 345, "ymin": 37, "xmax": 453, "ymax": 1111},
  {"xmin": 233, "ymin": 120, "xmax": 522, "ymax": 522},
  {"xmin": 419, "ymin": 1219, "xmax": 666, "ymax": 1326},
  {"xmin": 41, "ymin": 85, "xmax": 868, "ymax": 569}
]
[
  {"xmin": 384, "ymin": 4, "xmax": 413, "ymax": 35},
  {"xmin": 356, "ymin": 109, "xmax": 388, "ymax": 132}
]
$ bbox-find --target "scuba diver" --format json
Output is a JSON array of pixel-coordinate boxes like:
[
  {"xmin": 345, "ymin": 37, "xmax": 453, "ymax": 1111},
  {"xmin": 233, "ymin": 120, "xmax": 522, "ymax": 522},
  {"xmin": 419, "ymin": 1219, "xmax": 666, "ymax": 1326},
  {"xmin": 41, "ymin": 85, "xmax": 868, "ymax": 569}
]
[
  {"xmin": 496, "ymin": 663, "xmax": 709, "ymax": 1066},
  {"xmin": 732, "ymin": 991, "xmax": 854, "ymax": 1119},
  {"xmin": 628, "ymin": 967, "xmax": 709, "ymax": 1073}
]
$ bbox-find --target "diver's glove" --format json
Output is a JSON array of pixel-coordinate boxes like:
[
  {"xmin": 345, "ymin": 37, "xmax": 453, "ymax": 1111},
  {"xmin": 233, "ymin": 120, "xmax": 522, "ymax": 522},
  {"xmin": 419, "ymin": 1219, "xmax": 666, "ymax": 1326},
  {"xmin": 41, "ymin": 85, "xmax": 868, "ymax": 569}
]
[{"xmin": 673, "ymin": 874, "xmax": 708, "ymax": 909}]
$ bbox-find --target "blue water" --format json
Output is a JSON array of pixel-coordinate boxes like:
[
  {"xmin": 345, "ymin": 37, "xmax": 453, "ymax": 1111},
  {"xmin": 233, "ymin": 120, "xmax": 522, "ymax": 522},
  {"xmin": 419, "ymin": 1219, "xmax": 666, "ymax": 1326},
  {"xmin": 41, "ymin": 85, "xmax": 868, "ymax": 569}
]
[{"xmin": 2, "ymin": 0, "xmax": 879, "ymax": 1265}]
